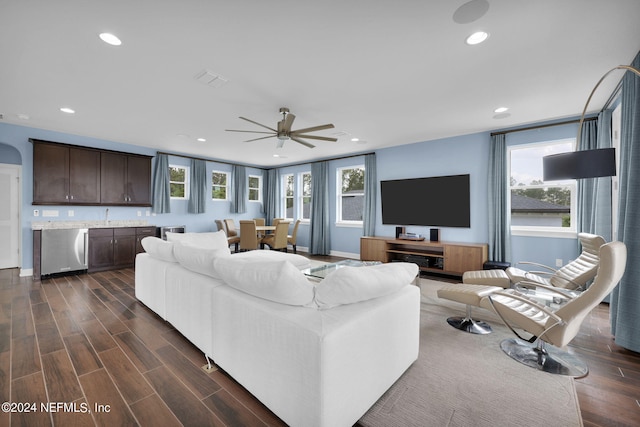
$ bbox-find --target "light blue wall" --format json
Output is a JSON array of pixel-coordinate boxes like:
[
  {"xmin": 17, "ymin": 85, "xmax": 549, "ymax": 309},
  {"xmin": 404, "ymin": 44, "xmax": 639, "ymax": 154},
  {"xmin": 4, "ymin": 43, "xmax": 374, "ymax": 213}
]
[{"xmin": 2, "ymin": 117, "xmax": 584, "ymax": 272}]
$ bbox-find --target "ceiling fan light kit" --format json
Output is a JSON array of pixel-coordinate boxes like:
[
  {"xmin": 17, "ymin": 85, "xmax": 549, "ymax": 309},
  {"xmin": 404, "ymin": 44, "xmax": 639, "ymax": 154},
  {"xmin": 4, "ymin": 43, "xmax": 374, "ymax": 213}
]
[{"xmin": 226, "ymin": 107, "xmax": 337, "ymax": 148}]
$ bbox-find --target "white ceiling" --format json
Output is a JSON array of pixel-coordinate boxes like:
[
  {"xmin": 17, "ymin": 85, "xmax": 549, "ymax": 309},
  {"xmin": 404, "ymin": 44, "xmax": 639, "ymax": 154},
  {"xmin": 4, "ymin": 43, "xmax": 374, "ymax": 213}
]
[{"xmin": 1, "ymin": 0, "xmax": 640, "ymax": 167}]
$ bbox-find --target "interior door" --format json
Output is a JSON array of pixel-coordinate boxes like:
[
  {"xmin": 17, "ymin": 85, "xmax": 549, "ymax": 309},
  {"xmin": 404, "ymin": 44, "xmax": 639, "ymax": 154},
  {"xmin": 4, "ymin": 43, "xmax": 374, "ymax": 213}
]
[{"xmin": 0, "ymin": 164, "xmax": 20, "ymax": 269}]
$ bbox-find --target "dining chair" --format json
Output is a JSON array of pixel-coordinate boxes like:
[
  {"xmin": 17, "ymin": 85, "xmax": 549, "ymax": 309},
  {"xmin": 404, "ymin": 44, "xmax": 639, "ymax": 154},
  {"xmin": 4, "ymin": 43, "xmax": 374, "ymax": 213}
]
[
  {"xmin": 223, "ymin": 219, "xmax": 240, "ymax": 252},
  {"xmin": 215, "ymin": 219, "xmax": 227, "ymax": 234},
  {"xmin": 262, "ymin": 221, "xmax": 290, "ymax": 252},
  {"xmin": 287, "ymin": 219, "xmax": 301, "ymax": 254},
  {"xmin": 239, "ymin": 220, "xmax": 262, "ymax": 251}
]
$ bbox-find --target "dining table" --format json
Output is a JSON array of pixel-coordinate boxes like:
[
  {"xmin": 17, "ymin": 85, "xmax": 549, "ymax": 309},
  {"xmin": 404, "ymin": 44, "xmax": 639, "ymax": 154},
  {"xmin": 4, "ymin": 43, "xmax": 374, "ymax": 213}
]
[{"xmin": 255, "ymin": 225, "xmax": 276, "ymax": 239}]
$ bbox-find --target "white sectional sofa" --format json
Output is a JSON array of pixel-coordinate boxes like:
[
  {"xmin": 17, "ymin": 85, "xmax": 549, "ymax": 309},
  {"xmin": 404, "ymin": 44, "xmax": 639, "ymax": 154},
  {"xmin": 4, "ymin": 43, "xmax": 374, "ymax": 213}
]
[{"xmin": 135, "ymin": 231, "xmax": 420, "ymax": 427}]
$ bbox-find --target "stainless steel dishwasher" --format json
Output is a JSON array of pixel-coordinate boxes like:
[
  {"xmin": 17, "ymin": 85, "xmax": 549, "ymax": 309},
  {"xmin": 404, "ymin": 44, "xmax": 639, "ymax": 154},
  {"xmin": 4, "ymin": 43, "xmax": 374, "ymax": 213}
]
[{"xmin": 41, "ymin": 228, "xmax": 89, "ymax": 276}]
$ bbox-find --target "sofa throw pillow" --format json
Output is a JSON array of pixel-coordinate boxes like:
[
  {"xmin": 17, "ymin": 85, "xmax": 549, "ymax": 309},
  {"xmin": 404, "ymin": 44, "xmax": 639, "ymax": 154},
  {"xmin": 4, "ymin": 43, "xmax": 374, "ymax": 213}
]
[
  {"xmin": 165, "ymin": 230, "xmax": 230, "ymax": 253},
  {"xmin": 140, "ymin": 237, "xmax": 178, "ymax": 263},
  {"xmin": 314, "ymin": 262, "xmax": 418, "ymax": 309},
  {"xmin": 213, "ymin": 258, "xmax": 315, "ymax": 306},
  {"xmin": 173, "ymin": 242, "xmax": 231, "ymax": 279}
]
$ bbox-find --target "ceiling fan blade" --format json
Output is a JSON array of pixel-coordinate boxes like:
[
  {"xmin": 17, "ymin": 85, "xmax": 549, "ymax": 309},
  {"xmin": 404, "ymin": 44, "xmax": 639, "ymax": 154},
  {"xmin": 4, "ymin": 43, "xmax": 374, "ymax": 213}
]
[
  {"xmin": 283, "ymin": 113, "xmax": 296, "ymax": 131},
  {"xmin": 291, "ymin": 137, "xmax": 316, "ymax": 148},
  {"xmin": 239, "ymin": 116, "xmax": 277, "ymax": 132},
  {"xmin": 291, "ymin": 123, "xmax": 334, "ymax": 134},
  {"xmin": 244, "ymin": 135, "xmax": 275, "ymax": 142},
  {"xmin": 225, "ymin": 129, "xmax": 275, "ymax": 134},
  {"xmin": 292, "ymin": 134, "xmax": 338, "ymax": 142}
]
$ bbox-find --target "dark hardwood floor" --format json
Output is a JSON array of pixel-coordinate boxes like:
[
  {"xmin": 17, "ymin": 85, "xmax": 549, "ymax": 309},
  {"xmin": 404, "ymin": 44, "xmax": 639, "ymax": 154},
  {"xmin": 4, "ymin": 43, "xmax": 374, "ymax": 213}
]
[{"xmin": 1, "ymin": 261, "xmax": 639, "ymax": 426}]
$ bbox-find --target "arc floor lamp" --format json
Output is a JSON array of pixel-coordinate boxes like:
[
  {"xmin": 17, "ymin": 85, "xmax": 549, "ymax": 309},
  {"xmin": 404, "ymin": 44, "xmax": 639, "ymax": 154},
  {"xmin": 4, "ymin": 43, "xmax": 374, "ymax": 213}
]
[{"xmin": 543, "ymin": 65, "xmax": 640, "ymax": 181}]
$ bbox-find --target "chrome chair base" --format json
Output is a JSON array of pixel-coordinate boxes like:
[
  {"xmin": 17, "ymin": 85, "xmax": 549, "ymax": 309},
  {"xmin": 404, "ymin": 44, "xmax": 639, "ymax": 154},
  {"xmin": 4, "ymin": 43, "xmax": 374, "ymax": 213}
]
[
  {"xmin": 446, "ymin": 316, "xmax": 493, "ymax": 334},
  {"xmin": 500, "ymin": 338, "xmax": 589, "ymax": 378}
]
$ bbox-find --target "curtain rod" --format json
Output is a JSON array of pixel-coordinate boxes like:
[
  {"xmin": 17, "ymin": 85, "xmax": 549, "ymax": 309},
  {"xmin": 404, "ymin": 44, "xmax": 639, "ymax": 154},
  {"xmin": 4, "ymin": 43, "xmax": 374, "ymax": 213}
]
[
  {"xmin": 158, "ymin": 149, "xmax": 376, "ymax": 171},
  {"xmin": 490, "ymin": 116, "xmax": 597, "ymax": 137}
]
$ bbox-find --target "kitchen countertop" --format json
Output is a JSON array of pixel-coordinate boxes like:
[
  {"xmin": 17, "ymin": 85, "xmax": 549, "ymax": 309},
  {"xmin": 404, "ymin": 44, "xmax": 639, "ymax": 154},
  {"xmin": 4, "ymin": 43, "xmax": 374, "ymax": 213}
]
[{"xmin": 32, "ymin": 220, "xmax": 152, "ymax": 230}]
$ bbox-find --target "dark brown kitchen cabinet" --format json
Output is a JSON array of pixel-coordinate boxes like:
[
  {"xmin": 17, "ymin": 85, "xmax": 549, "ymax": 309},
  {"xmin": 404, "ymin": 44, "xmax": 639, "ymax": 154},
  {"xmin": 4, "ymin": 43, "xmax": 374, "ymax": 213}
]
[
  {"xmin": 100, "ymin": 152, "xmax": 152, "ymax": 206},
  {"xmin": 88, "ymin": 227, "xmax": 137, "ymax": 272},
  {"xmin": 32, "ymin": 141, "xmax": 101, "ymax": 204},
  {"xmin": 31, "ymin": 139, "xmax": 152, "ymax": 207}
]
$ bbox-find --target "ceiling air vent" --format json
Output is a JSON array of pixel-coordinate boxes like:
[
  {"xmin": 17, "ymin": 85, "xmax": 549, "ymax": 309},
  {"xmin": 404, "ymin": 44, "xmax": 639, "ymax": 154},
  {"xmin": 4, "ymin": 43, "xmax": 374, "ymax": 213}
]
[{"xmin": 194, "ymin": 69, "xmax": 229, "ymax": 88}]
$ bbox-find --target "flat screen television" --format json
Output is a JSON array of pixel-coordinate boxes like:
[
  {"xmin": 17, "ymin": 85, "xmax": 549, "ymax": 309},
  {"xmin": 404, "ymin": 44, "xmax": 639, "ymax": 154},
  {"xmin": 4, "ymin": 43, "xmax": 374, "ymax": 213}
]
[{"xmin": 380, "ymin": 174, "xmax": 470, "ymax": 227}]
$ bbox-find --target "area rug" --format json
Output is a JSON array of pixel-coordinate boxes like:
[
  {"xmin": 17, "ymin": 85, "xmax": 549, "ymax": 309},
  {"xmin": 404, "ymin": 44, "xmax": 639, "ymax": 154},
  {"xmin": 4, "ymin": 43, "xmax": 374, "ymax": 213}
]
[{"xmin": 359, "ymin": 278, "xmax": 583, "ymax": 427}]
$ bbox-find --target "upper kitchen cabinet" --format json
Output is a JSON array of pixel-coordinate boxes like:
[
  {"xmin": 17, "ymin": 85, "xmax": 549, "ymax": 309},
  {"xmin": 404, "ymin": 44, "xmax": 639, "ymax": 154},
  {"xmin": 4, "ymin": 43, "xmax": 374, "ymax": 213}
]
[
  {"xmin": 32, "ymin": 140, "xmax": 101, "ymax": 204},
  {"xmin": 100, "ymin": 152, "xmax": 152, "ymax": 206},
  {"xmin": 31, "ymin": 139, "xmax": 152, "ymax": 206}
]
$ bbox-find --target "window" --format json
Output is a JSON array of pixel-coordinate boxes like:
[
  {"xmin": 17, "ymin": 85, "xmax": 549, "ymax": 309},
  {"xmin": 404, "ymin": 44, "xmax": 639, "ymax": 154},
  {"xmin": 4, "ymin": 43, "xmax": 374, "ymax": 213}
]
[
  {"xmin": 283, "ymin": 174, "xmax": 294, "ymax": 220},
  {"xmin": 299, "ymin": 172, "xmax": 311, "ymax": 221},
  {"xmin": 337, "ymin": 165, "xmax": 365, "ymax": 225},
  {"xmin": 212, "ymin": 171, "xmax": 228, "ymax": 200},
  {"xmin": 170, "ymin": 165, "xmax": 189, "ymax": 199},
  {"xmin": 508, "ymin": 139, "xmax": 576, "ymax": 236},
  {"xmin": 248, "ymin": 175, "xmax": 261, "ymax": 202}
]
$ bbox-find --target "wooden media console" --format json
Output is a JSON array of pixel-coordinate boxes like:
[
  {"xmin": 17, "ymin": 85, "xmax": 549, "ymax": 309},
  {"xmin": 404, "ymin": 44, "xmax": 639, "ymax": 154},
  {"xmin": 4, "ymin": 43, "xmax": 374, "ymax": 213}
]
[{"xmin": 360, "ymin": 236, "xmax": 488, "ymax": 277}]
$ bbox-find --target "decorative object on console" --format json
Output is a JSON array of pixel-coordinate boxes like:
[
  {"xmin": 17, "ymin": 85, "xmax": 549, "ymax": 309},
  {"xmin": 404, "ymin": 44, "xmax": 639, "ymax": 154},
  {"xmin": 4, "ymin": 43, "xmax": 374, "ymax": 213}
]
[{"xmin": 430, "ymin": 228, "xmax": 440, "ymax": 242}]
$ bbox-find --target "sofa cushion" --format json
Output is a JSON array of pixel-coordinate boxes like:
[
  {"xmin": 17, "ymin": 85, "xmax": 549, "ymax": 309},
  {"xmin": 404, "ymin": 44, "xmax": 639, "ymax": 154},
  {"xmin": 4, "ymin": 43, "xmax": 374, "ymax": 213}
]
[
  {"xmin": 173, "ymin": 242, "xmax": 231, "ymax": 278},
  {"xmin": 314, "ymin": 262, "xmax": 418, "ymax": 309},
  {"xmin": 165, "ymin": 230, "xmax": 230, "ymax": 253},
  {"xmin": 140, "ymin": 237, "xmax": 178, "ymax": 263},
  {"xmin": 213, "ymin": 258, "xmax": 315, "ymax": 306}
]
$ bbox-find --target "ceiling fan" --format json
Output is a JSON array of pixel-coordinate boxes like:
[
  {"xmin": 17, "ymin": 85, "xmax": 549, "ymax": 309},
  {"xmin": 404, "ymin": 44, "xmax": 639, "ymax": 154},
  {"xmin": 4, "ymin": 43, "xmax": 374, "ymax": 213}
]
[{"xmin": 226, "ymin": 107, "xmax": 337, "ymax": 148}]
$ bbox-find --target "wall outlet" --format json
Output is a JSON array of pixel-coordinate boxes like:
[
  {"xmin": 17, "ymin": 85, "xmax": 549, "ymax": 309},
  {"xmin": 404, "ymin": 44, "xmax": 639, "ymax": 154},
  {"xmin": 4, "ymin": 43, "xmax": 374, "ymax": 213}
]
[
  {"xmin": 68, "ymin": 210, "xmax": 74, "ymax": 217},
  {"xmin": 33, "ymin": 209, "xmax": 39, "ymax": 217},
  {"xmin": 145, "ymin": 210, "xmax": 150, "ymax": 217},
  {"xmin": 137, "ymin": 210, "xmax": 142, "ymax": 217},
  {"xmin": 556, "ymin": 258, "xmax": 563, "ymax": 267}
]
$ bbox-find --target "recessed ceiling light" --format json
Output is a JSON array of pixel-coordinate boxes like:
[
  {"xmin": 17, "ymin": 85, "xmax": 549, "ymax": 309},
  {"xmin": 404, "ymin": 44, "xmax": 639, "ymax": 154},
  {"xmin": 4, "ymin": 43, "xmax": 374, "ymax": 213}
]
[
  {"xmin": 60, "ymin": 107, "xmax": 75, "ymax": 114},
  {"xmin": 466, "ymin": 31, "xmax": 489, "ymax": 45},
  {"xmin": 494, "ymin": 107, "xmax": 509, "ymax": 113},
  {"xmin": 17, "ymin": 113, "xmax": 30, "ymax": 120},
  {"xmin": 99, "ymin": 33, "xmax": 122, "ymax": 46},
  {"xmin": 351, "ymin": 137, "xmax": 359, "ymax": 142},
  {"xmin": 196, "ymin": 138, "xmax": 206, "ymax": 142}
]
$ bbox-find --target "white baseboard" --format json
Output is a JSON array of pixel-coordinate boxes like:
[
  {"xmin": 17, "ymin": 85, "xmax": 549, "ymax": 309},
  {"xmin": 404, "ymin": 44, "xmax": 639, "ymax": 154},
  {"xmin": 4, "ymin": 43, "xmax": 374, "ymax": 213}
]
[
  {"xmin": 20, "ymin": 268, "xmax": 33, "ymax": 277},
  {"xmin": 329, "ymin": 250, "xmax": 359, "ymax": 259}
]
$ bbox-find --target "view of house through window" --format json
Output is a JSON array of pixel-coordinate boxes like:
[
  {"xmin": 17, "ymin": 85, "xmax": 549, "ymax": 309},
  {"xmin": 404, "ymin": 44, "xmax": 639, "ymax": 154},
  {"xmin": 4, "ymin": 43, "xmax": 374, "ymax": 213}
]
[
  {"xmin": 212, "ymin": 171, "xmax": 228, "ymax": 200},
  {"xmin": 509, "ymin": 139, "xmax": 575, "ymax": 232},
  {"xmin": 169, "ymin": 165, "xmax": 189, "ymax": 199},
  {"xmin": 337, "ymin": 165, "xmax": 365, "ymax": 223}
]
